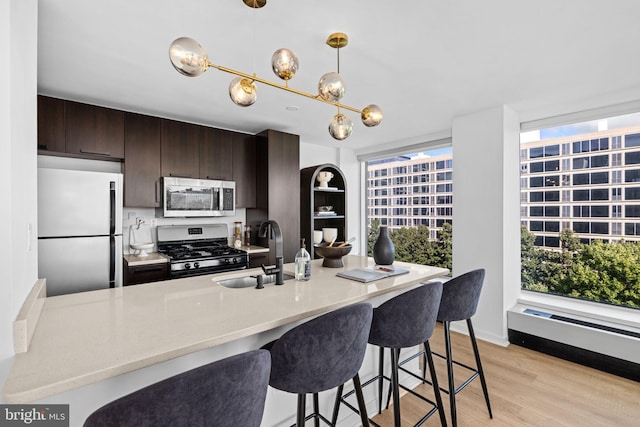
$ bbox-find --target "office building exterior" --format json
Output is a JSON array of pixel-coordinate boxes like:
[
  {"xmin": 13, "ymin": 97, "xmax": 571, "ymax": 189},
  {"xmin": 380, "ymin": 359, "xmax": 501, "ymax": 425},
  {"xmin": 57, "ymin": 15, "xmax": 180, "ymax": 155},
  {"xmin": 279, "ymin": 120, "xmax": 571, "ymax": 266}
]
[
  {"xmin": 367, "ymin": 125, "xmax": 640, "ymax": 248},
  {"xmin": 367, "ymin": 153, "xmax": 453, "ymax": 240},
  {"xmin": 521, "ymin": 126, "xmax": 640, "ymax": 248}
]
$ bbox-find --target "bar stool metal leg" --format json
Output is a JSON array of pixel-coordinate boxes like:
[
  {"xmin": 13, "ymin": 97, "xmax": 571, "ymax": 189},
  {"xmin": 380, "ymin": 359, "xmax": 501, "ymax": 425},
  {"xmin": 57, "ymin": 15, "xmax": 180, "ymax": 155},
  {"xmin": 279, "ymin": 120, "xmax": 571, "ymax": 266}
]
[
  {"xmin": 424, "ymin": 341, "xmax": 448, "ymax": 427},
  {"xmin": 352, "ymin": 374, "xmax": 371, "ymax": 427},
  {"xmin": 467, "ymin": 319, "xmax": 493, "ymax": 418},
  {"xmin": 331, "ymin": 385, "xmax": 344, "ymax": 425},
  {"xmin": 378, "ymin": 346, "xmax": 385, "ymax": 414},
  {"xmin": 390, "ymin": 348, "xmax": 402, "ymax": 426},
  {"xmin": 313, "ymin": 393, "xmax": 321, "ymax": 427},
  {"xmin": 297, "ymin": 394, "xmax": 306, "ymax": 427},
  {"xmin": 443, "ymin": 321, "xmax": 457, "ymax": 427}
]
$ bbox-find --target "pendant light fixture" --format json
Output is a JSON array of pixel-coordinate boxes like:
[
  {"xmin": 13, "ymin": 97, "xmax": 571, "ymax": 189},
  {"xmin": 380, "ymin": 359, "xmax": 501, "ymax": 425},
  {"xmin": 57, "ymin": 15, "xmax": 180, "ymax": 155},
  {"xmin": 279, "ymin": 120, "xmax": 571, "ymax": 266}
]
[{"xmin": 168, "ymin": 1, "xmax": 382, "ymax": 141}]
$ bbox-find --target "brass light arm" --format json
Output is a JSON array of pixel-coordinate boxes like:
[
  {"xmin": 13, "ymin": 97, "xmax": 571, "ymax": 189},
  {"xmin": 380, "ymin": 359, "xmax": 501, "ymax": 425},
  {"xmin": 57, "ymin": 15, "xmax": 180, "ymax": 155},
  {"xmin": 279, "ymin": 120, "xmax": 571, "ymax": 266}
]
[{"xmin": 209, "ymin": 61, "xmax": 363, "ymax": 114}]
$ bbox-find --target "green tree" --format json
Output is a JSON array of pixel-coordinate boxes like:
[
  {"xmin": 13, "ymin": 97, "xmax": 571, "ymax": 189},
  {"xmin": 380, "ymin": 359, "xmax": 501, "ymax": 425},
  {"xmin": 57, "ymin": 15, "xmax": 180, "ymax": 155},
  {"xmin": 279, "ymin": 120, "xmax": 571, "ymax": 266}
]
[
  {"xmin": 368, "ymin": 223, "xmax": 453, "ymax": 270},
  {"xmin": 389, "ymin": 226, "xmax": 435, "ymax": 265},
  {"xmin": 558, "ymin": 240, "xmax": 640, "ymax": 308},
  {"xmin": 520, "ymin": 226, "xmax": 544, "ymax": 291},
  {"xmin": 367, "ymin": 219, "xmax": 380, "ymax": 257},
  {"xmin": 520, "ymin": 226, "xmax": 640, "ymax": 309},
  {"xmin": 433, "ymin": 222, "xmax": 452, "ymax": 271}
]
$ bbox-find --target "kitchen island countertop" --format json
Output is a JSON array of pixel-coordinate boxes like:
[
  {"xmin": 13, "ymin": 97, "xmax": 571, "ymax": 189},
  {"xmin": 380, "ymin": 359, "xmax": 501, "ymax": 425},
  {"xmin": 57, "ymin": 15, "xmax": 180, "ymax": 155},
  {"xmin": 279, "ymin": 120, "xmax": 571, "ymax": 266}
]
[{"xmin": 2, "ymin": 255, "xmax": 448, "ymax": 404}]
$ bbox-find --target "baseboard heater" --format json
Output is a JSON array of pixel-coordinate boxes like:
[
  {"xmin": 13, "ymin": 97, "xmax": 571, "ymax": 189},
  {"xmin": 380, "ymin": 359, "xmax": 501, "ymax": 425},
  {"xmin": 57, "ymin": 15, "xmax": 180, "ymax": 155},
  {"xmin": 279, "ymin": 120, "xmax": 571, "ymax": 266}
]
[
  {"xmin": 523, "ymin": 308, "xmax": 640, "ymax": 339},
  {"xmin": 508, "ymin": 307, "xmax": 640, "ymax": 382}
]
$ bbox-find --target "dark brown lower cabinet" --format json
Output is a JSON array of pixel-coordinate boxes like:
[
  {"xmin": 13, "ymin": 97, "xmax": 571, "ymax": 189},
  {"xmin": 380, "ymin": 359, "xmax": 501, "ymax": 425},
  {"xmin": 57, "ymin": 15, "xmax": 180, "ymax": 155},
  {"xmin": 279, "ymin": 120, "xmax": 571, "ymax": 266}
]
[
  {"xmin": 124, "ymin": 260, "xmax": 169, "ymax": 286},
  {"xmin": 249, "ymin": 252, "xmax": 269, "ymax": 269}
]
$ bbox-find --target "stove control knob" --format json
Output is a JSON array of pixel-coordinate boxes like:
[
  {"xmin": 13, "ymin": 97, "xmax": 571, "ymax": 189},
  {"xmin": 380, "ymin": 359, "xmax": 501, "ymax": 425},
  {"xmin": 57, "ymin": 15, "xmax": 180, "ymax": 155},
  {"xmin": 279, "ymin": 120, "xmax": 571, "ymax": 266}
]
[
  {"xmin": 193, "ymin": 262, "xmax": 200, "ymax": 269},
  {"xmin": 224, "ymin": 258, "xmax": 230, "ymax": 264},
  {"xmin": 184, "ymin": 263, "xmax": 191, "ymax": 270},
  {"xmin": 231, "ymin": 257, "xmax": 237, "ymax": 264}
]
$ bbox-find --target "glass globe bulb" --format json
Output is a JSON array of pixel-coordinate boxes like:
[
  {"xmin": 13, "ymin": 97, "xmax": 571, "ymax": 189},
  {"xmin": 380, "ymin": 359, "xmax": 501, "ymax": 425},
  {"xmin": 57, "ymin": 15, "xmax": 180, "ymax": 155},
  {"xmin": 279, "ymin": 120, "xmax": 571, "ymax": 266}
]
[
  {"xmin": 168, "ymin": 37, "xmax": 210, "ymax": 77},
  {"xmin": 271, "ymin": 48, "xmax": 299, "ymax": 80},
  {"xmin": 361, "ymin": 104, "xmax": 383, "ymax": 127},
  {"xmin": 328, "ymin": 113, "xmax": 353, "ymax": 140},
  {"xmin": 318, "ymin": 72, "xmax": 346, "ymax": 102},
  {"xmin": 229, "ymin": 77, "xmax": 257, "ymax": 107}
]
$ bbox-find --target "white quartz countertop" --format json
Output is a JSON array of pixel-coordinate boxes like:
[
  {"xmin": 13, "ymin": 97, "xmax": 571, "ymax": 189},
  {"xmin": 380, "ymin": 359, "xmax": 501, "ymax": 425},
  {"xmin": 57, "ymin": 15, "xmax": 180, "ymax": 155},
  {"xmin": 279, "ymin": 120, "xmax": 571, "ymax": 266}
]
[
  {"xmin": 123, "ymin": 252, "xmax": 169, "ymax": 266},
  {"xmin": 239, "ymin": 244, "xmax": 270, "ymax": 254},
  {"xmin": 2, "ymin": 255, "xmax": 448, "ymax": 403}
]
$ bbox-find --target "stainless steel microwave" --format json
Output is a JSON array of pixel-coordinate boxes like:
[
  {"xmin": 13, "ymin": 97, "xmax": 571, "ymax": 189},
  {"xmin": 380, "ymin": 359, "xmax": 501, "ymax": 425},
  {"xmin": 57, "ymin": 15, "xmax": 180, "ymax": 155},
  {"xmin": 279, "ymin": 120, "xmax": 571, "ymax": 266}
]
[{"xmin": 161, "ymin": 177, "xmax": 235, "ymax": 217}]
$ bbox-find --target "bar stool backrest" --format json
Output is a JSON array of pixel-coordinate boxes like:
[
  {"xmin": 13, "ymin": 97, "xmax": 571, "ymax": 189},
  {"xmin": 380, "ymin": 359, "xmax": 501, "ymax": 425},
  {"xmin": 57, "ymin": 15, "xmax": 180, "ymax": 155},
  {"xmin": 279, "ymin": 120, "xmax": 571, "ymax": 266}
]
[
  {"xmin": 368, "ymin": 283, "xmax": 444, "ymax": 349},
  {"xmin": 83, "ymin": 349, "xmax": 271, "ymax": 427},
  {"xmin": 268, "ymin": 303, "xmax": 373, "ymax": 394},
  {"xmin": 437, "ymin": 268, "xmax": 485, "ymax": 322}
]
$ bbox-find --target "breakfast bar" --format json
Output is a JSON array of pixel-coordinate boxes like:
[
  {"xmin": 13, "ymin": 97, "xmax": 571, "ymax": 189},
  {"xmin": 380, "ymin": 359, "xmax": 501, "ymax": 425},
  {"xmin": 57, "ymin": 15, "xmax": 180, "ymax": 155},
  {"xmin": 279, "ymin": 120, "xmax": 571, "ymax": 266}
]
[{"xmin": 2, "ymin": 255, "xmax": 448, "ymax": 426}]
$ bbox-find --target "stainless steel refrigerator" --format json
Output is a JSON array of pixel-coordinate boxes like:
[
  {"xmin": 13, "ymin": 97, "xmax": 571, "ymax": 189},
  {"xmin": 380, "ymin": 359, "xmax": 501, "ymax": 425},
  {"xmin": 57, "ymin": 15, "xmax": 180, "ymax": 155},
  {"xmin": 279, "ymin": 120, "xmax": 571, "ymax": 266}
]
[{"xmin": 38, "ymin": 168, "xmax": 123, "ymax": 296}]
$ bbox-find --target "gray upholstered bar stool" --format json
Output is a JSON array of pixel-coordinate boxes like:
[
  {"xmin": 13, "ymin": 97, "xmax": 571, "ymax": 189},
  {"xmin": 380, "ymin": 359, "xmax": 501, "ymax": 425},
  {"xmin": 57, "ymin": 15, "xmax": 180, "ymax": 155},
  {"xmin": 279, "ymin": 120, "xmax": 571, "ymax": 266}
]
[
  {"xmin": 334, "ymin": 283, "xmax": 447, "ymax": 427},
  {"xmin": 83, "ymin": 349, "xmax": 271, "ymax": 427},
  {"xmin": 264, "ymin": 302, "xmax": 373, "ymax": 427},
  {"xmin": 434, "ymin": 268, "xmax": 492, "ymax": 427}
]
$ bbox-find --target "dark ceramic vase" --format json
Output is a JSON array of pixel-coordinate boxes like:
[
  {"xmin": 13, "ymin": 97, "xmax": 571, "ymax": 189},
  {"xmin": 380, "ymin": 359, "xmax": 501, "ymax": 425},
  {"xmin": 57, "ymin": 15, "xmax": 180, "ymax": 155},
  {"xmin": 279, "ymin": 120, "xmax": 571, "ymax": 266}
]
[{"xmin": 373, "ymin": 226, "xmax": 395, "ymax": 265}]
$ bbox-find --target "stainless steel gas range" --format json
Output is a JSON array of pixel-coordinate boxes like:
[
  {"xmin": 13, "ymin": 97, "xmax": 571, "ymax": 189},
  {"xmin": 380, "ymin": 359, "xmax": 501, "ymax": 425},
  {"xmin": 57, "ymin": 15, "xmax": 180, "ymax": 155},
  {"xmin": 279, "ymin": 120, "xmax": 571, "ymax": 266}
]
[{"xmin": 157, "ymin": 224, "xmax": 248, "ymax": 278}]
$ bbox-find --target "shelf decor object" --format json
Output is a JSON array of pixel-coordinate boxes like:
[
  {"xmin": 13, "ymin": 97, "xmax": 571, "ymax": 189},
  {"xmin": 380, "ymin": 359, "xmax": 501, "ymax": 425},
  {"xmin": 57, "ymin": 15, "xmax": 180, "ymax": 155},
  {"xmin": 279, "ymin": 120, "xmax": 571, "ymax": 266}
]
[
  {"xmin": 314, "ymin": 243, "xmax": 352, "ymax": 268},
  {"xmin": 373, "ymin": 226, "xmax": 395, "ymax": 265},
  {"xmin": 168, "ymin": 1, "xmax": 382, "ymax": 141}
]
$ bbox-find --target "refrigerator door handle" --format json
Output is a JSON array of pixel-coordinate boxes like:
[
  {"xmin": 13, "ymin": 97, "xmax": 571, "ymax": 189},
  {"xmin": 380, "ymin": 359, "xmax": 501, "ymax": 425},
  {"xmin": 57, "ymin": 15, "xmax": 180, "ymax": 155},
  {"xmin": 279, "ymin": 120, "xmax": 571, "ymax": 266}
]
[
  {"xmin": 109, "ymin": 181, "xmax": 116, "ymax": 235},
  {"xmin": 109, "ymin": 235, "xmax": 116, "ymax": 288}
]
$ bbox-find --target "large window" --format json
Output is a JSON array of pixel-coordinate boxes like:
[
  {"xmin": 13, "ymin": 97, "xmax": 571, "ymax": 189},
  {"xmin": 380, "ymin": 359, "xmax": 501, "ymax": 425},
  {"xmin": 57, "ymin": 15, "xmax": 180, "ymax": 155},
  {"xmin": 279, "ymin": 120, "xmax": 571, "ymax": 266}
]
[
  {"xmin": 520, "ymin": 112, "xmax": 640, "ymax": 309},
  {"xmin": 367, "ymin": 149, "xmax": 453, "ymax": 270}
]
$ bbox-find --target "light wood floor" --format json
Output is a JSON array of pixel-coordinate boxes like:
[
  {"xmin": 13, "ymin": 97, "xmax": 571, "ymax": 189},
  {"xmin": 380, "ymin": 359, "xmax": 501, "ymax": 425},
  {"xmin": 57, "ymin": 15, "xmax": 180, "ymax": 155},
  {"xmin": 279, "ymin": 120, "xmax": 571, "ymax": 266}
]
[{"xmin": 368, "ymin": 323, "xmax": 640, "ymax": 427}]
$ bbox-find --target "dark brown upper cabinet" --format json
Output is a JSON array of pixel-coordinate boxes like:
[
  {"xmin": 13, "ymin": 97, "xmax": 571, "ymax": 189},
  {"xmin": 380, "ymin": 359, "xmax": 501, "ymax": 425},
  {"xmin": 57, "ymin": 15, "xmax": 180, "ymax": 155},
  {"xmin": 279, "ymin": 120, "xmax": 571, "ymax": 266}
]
[
  {"xmin": 200, "ymin": 128, "xmax": 233, "ymax": 181},
  {"xmin": 37, "ymin": 96, "xmax": 66, "ymax": 152},
  {"xmin": 160, "ymin": 119, "xmax": 201, "ymax": 179},
  {"xmin": 65, "ymin": 101, "xmax": 124, "ymax": 159},
  {"xmin": 124, "ymin": 113, "xmax": 161, "ymax": 208},
  {"xmin": 38, "ymin": 96, "xmax": 262, "ymax": 210},
  {"xmin": 246, "ymin": 130, "xmax": 300, "ymax": 264},
  {"xmin": 232, "ymin": 133, "xmax": 256, "ymax": 208}
]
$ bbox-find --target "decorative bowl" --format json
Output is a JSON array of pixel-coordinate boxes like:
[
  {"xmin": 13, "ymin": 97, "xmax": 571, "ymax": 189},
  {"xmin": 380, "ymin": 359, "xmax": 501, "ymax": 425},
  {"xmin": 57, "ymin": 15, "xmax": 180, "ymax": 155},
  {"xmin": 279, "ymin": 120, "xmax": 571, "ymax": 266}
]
[
  {"xmin": 317, "ymin": 205, "xmax": 333, "ymax": 212},
  {"xmin": 314, "ymin": 243, "xmax": 352, "ymax": 268},
  {"xmin": 130, "ymin": 242, "xmax": 154, "ymax": 257}
]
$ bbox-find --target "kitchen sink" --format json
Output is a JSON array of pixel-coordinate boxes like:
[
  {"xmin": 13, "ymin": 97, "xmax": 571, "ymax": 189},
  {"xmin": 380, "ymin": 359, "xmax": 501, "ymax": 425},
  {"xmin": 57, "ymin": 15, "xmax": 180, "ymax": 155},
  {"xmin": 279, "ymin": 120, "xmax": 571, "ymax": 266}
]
[{"xmin": 217, "ymin": 273, "xmax": 295, "ymax": 288}]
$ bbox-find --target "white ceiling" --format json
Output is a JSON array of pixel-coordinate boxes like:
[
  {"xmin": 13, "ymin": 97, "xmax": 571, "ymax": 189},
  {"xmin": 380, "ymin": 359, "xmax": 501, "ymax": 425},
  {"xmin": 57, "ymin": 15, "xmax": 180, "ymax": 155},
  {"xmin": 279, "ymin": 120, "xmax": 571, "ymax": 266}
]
[{"xmin": 37, "ymin": 0, "xmax": 640, "ymax": 153}]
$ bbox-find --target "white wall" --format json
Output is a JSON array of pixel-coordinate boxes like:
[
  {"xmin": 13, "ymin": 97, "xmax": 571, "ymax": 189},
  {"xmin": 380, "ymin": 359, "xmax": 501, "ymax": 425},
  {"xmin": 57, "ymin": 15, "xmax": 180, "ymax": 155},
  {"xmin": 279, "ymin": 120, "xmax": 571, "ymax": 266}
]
[
  {"xmin": 0, "ymin": 0, "xmax": 38, "ymax": 399},
  {"xmin": 299, "ymin": 141, "xmax": 338, "ymax": 169},
  {"xmin": 451, "ymin": 105, "xmax": 521, "ymax": 345}
]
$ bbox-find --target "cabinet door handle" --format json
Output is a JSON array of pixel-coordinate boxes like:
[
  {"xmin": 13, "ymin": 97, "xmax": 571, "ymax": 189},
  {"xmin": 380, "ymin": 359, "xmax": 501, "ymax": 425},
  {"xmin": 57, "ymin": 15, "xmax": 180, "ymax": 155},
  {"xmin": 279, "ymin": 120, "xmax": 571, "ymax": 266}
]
[
  {"xmin": 169, "ymin": 173, "xmax": 192, "ymax": 178},
  {"xmin": 80, "ymin": 149, "xmax": 111, "ymax": 156},
  {"xmin": 38, "ymin": 144, "xmax": 48, "ymax": 150}
]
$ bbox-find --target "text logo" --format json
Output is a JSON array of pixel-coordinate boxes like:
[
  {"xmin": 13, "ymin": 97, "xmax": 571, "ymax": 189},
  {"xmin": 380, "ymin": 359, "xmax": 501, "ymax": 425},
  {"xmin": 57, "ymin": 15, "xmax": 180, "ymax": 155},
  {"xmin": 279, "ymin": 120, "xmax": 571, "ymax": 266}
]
[{"xmin": 0, "ymin": 405, "xmax": 69, "ymax": 427}]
